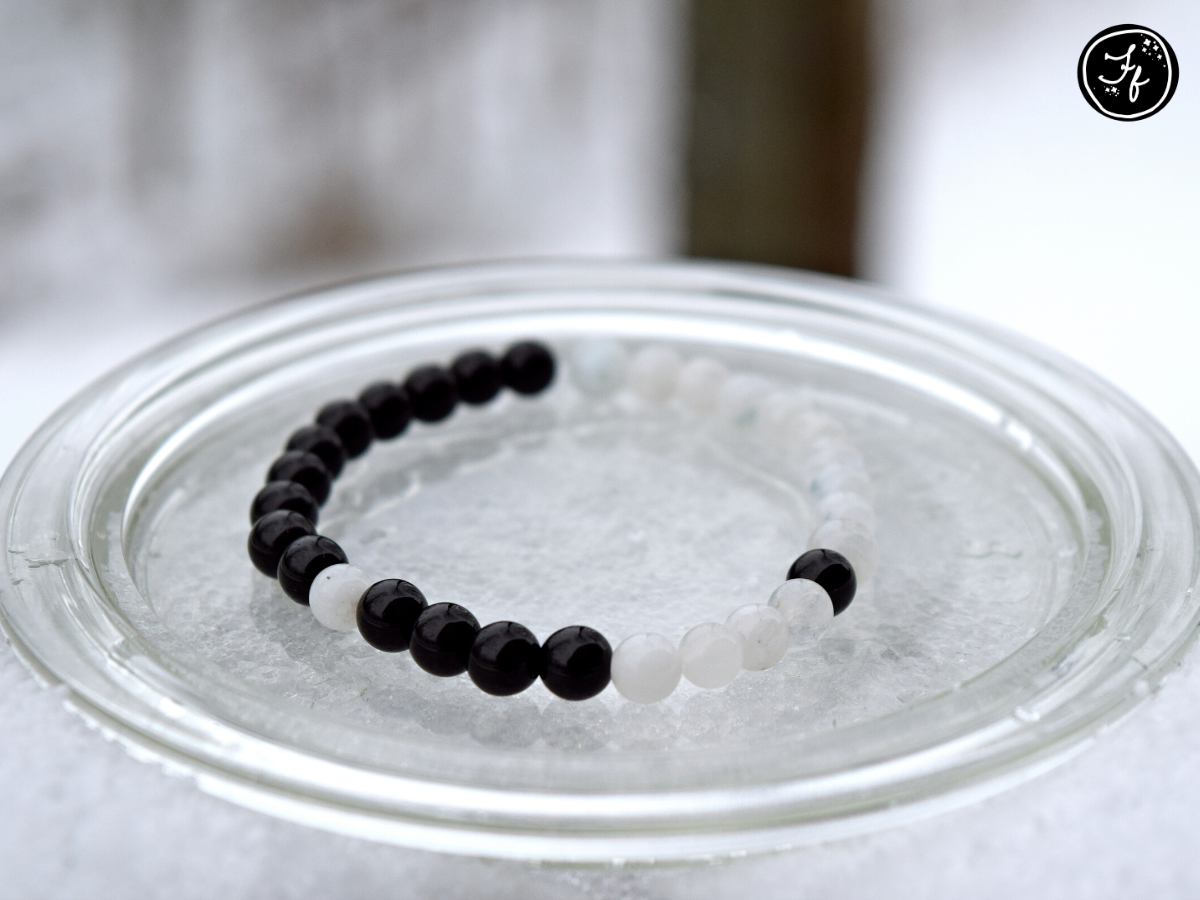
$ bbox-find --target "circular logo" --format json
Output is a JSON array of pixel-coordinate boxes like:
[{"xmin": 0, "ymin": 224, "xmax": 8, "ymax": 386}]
[{"xmin": 1078, "ymin": 25, "xmax": 1179, "ymax": 120}]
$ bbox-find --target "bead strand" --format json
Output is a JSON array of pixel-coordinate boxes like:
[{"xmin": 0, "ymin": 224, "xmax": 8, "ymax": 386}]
[
  {"xmin": 247, "ymin": 339, "xmax": 874, "ymax": 705},
  {"xmin": 249, "ymin": 341, "xmax": 615, "ymax": 702},
  {"xmin": 590, "ymin": 339, "xmax": 879, "ymax": 597},
  {"xmin": 567, "ymin": 340, "xmax": 874, "ymax": 703}
]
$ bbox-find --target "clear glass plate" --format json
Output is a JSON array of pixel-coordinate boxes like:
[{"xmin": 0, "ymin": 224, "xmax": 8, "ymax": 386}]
[{"xmin": 2, "ymin": 260, "xmax": 1198, "ymax": 862}]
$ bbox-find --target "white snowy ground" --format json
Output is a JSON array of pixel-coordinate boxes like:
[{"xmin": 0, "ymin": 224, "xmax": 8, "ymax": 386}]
[
  {"xmin": 3, "ymin": 0, "xmax": 1200, "ymax": 896},
  {"xmin": 0, "ymin": 291, "xmax": 1198, "ymax": 899}
]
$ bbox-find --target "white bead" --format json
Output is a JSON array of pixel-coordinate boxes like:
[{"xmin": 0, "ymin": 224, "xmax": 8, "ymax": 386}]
[
  {"xmin": 819, "ymin": 491, "xmax": 877, "ymax": 530},
  {"xmin": 804, "ymin": 436, "xmax": 864, "ymax": 476},
  {"xmin": 611, "ymin": 633, "xmax": 683, "ymax": 704},
  {"xmin": 782, "ymin": 410, "xmax": 847, "ymax": 454},
  {"xmin": 628, "ymin": 345, "xmax": 682, "ymax": 403},
  {"xmin": 810, "ymin": 463, "xmax": 873, "ymax": 501},
  {"xmin": 725, "ymin": 604, "xmax": 788, "ymax": 670},
  {"xmin": 679, "ymin": 622, "xmax": 743, "ymax": 689},
  {"xmin": 715, "ymin": 373, "xmax": 771, "ymax": 429},
  {"xmin": 768, "ymin": 579, "xmax": 834, "ymax": 642},
  {"xmin": 758, "ymin": 390, "xmax": 811, "ymax": 446},
  {"xmin": 809, "ymin": 517, "xmax": 878, "ymax": 581},
  {"xmin": 308, "ymin": 564, "xmax": 372, "ymax": 632},
  {"xmin": 676, "ymin": 357, "xmax": 729, "ymax": 415},
  {"xmin": 570, "ymin": 339, "xmax": 627, "ymax": 397}
]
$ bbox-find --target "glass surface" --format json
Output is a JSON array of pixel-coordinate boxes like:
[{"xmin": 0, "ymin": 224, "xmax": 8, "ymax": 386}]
[{"xmin": 2, "ymin": 260, "xmax": 1198, "ymax": 861}]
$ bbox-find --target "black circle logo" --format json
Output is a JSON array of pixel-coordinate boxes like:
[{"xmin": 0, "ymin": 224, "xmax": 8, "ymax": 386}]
[{"xmin": 1078, "ymin": 25, "xmax": 1179, "ymax": 120}]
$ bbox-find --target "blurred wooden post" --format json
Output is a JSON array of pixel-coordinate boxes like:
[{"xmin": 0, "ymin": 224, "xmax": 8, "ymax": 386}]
[{"xmin": 686, "ymin": 0, "xmax": 867, "ymax": 275}]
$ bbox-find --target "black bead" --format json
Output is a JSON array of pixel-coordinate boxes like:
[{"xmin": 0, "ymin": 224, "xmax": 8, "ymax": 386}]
[
  {"xmin": 285, "ymin": 424, "xmax": 346, "ymax": 478},
  {"xmin": 541, "ymin": 625, "xmax": 612, "ymax": 701},
  {"xmin": 358, "ymin": 382, "xmax": 413, "ymax": 439},
  {"xmin": 247, "ymin": 510, "xmax": 316, "ymax": 577},
  {"xmin": 357, "ymin": 579, "xmax": 427, "ymax": 652},
  {"xmin": 501, "ymin": 341, "xmax": 555, "ymax": 395},
  {"xmin": 404, "ymin": 365, "xmax": 459, "ymax": 422},
  {"xmin": 277, "ymin": 535, "xmax": 348, "ymax": 605},
  {"xmin": 250, "ymin": 480, "xmax": 319, "ymax": 525},
  {"xmin": 267, "ymin": 450, "xmax": 331, "ymax": 505},
  {"xmin": 409, "ymin": 602, "xmax": 479, "ymax": 676},
  {"xmin": 316, "ymin": 400, "xmax": 375, "ymax": 458},
  {"xmin": 468, "ymin": 621, "xmax": 544, "ymax": 696},
  {"xmin": 787, "ymin": 548, "xmax": 857, "ymax": 615},
  {"xmin": 450, "ymin": 350, "xmax": 502, "ymax": 405}
]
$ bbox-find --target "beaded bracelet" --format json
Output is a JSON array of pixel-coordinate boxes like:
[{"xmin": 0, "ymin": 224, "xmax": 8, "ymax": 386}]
[{"xmin": 247, "ymin": 340, "xmax": 874, "ymax": 704}]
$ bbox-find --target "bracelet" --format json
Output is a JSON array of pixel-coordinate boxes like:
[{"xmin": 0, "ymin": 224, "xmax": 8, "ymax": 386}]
[{"xmin": 246, "ymin": 340, "xmax": 872, "ymax": 704}]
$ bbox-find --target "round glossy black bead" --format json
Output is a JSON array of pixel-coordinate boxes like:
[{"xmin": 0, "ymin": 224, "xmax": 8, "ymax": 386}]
[
  {"xmin": 356, "ymin": 579, "xmax": 427, "ymax": 652},
  {"xmin": 358, "ymin": 382, "xmax": 412, "ymax": 439},
  {"xmin": 247, "ymin": 509, "xmax": 316, "ymax": 577},
  {"xmin": 267, "ymin": 450, "xmax": 331, "ymax": 506},
  {"xmin": 277, "ymin": 535, "xmax": 348, "ymax": 605},
  {"xmin": 285, "ymin": 424, "xmax": 346, "ymax": 478},
  {"xmin": 540, "ymin": 625, "xmax": 612, "ymax": 701},
  {"xmin": 450, "ymin": 350, "xmax": 502, "ymax": 405},
  {"xmin": 501, "ymin": 341, "xmax": 555, "ymax": 395},
  {"xmin": 409, "ymin": 602, "xmax": 479, "ymax": 676},
  {"xmin": 468, "ymin": 621, "xmax": 544, "ymax": 696},
  {"xmin": 250, "ymin": 480, "xmax": 320, "ymax": 525},
  {"xmin": 786, "ymin": 548, "xmax": 857, "ymax": 615},
  {"xmin": 404, "ymin": 365, "xmax": 459, "ymax": 422},
  {"xmin": 316, "ymin": 400, "xmax": 375, "ymax": 458}
]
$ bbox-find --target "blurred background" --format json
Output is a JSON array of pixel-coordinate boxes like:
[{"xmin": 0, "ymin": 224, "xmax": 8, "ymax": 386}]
[
  {"xmin": 2, "ymin": 0, "xmax": 1198, "ymax": 460},
  {"xmin": 2, "ymin": 1, "xmax": 1200, "ymax": 895}
]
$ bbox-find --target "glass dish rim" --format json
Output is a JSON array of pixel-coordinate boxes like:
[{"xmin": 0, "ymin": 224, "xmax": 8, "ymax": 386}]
[{"xmin": 2, "ymin": 258, "xmax": 1198, "ymax": 862}]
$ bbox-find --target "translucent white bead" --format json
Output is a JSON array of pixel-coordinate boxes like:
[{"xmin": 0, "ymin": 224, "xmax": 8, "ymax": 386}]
[
  {"xmin": 758, "ymin": 390, "xmax": 811, "ymax": 447},
  {"xmin": 570, "ymin": 338, "xmax": 627, "ymax": 397},
  {"xmin": 611, "ymin": 633, "xmax": 683, "ymax": 704},
  {"xmin": 308, "ymin": 564, "xmax": 372, "ymax": 632},
  {"xmin": 715, "ymin": 373, "xmax": 772, "ymax": 429},
  {"xmin": 804, "ymin": 436, "xmax": 864, "ymax": 476},
  {"xmin": 809, "ymin": 517, "xmax": 878, "ymax": 581},
  {"xmin": 628, "ymin": 345, "xmax": 682, "ymax": 403},
  {"xmin": 768, "ymin": 579, "xmax": 834, "ymax": 642},
  {"xmin": 782, "ymin": 410, "xmax": 847, "ymax": 454},
  {"xmin": 810, "ymin": 463, "xmax": 873, "ymax": 501},
  {"xmin": 679, "ymin": 622, "xmax": 743, "ymax": 689},
  {"xmin": 676, "ymin": 357, "xmax": 729, "ymax": 415},
  {"xmin": 819, "ymin": 491, "xmax": 877, "ymax": 530},
  {"xmin": 725, "ymin": 604, "xmax": 788, "ymax": 670}
]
